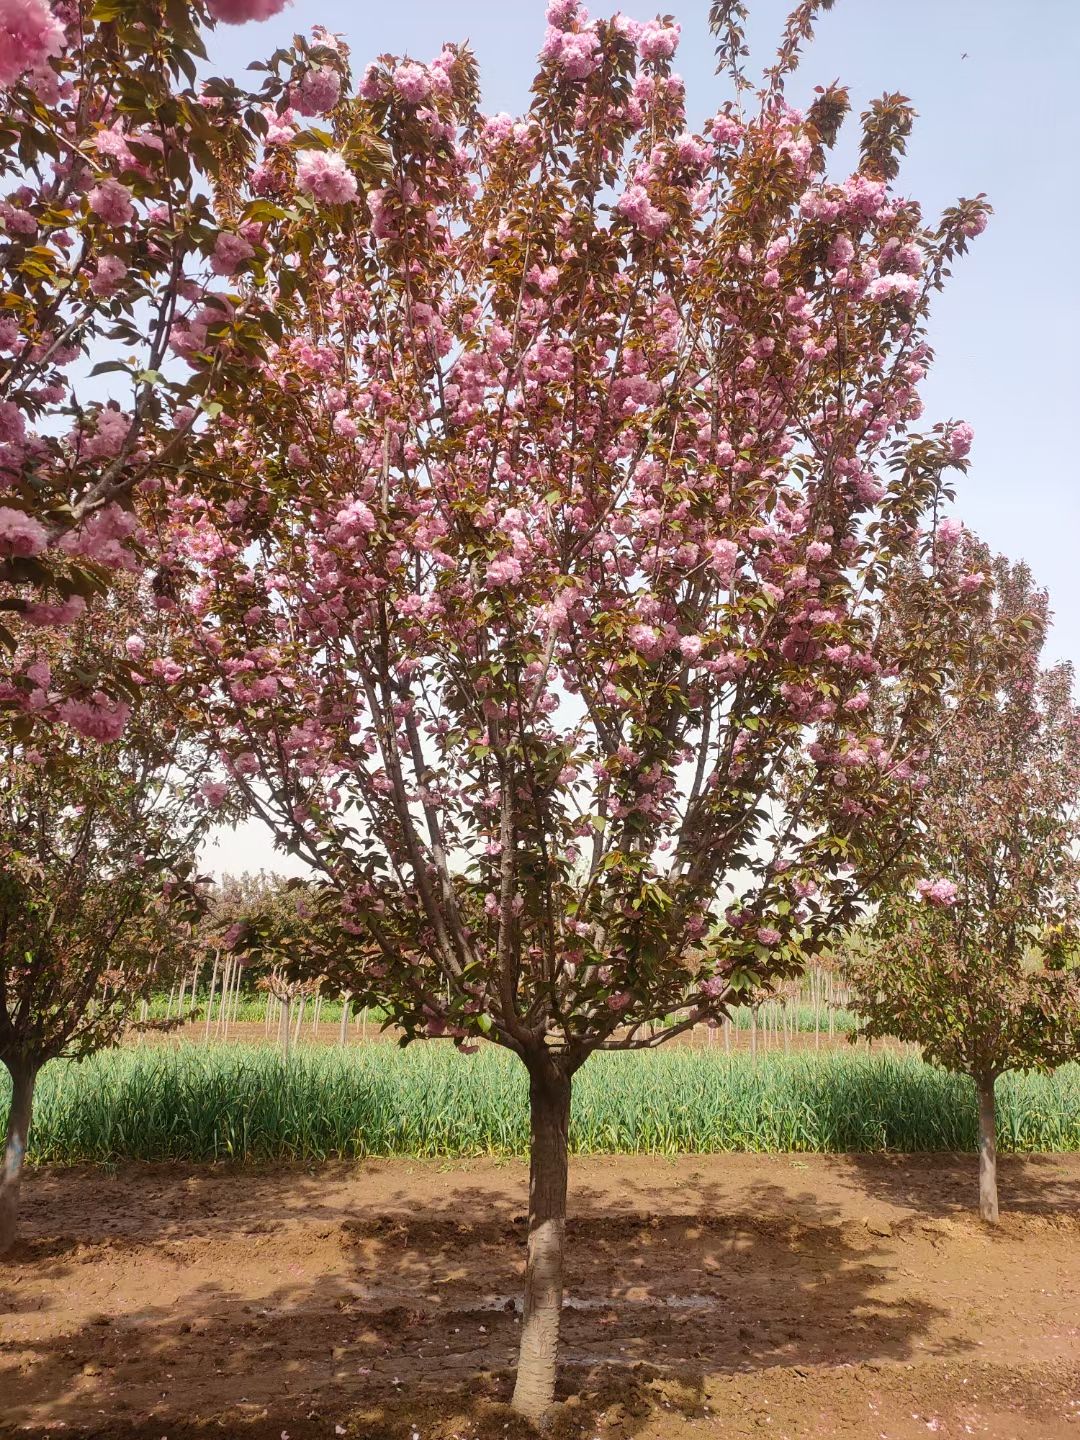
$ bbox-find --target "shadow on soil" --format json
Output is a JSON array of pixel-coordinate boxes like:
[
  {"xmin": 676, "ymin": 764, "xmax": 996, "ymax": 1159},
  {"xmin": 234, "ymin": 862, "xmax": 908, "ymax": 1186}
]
[
  {"xmin": 0, "ymin": 1168, "xmax": 961, "ymax": 1440},
  {"xmin": 837, "ymin": 1151, "xmax": 1080, "ymax": 1218}
]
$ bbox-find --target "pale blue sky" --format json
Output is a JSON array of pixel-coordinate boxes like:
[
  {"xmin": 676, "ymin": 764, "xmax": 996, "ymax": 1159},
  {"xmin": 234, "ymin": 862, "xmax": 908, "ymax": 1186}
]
[{"xmin": 202, "ymin": 0, "xmax": 1080, "ymax": 875}]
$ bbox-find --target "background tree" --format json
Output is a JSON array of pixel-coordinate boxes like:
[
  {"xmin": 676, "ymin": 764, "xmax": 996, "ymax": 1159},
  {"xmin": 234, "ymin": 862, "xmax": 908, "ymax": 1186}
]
[
  {"xmin": 846, "ymin": 547, "xmax": 1080, "ymax": 1223},
  {"xmin": 213, "ymin": 872, "xmax": 339, "ymax": 1054},
  {"xmin": 0, "ymin": 0, "xmax": 294, "ymax": 728},
  {"xmin": 0, "ymin": 584, "xmax": 214, "ymax": 1252},
  {"xmin": 160, "ymin": 1, "xmax": 993, "ymax": 1418}
]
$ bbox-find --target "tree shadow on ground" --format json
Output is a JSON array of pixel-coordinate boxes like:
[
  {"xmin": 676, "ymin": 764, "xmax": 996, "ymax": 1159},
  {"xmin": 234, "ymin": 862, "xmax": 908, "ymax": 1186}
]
[
  {"xmin": 836, "ymin": 1150, "xmax": 1080, "ymax": 1219},
  {"xmin": 0, "ymin": 1169, "xmax": 956, "ymax": 1440}
]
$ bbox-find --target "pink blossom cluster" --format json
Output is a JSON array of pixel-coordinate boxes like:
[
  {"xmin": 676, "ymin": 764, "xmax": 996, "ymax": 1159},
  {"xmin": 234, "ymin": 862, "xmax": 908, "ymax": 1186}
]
[
  {"xmin": 917, "ymin": 878, "xmax": 959, "ymax": 908},
  {"xmin": 87, "ymin": 179, "xmax": 135, "ymax": 227},
  {"xmin": 0, "ymin": 505, "xmax": 48, "ymax": 557},
  {"xmin": 948, "ymin": 422, "xmax": 974, "ymax": 460},
  {"xmin": 59, "ymin": 502, "xmax": 139, "ymax": 568},
  {"xmin": 211, "ymin": 231, "xmax": 256, "ymax": 276},
  {"xmin": 615, "ymin": 183, "xmax": 670, "ymax": 240},
  {"xmin": 295, "ymin": 64, "xmax": 341, "ymax": 116},
  {"xmin": 295, "ymin": 149, "xmax": 358, "ymax": 206},
  {"xmin": 90, "ymin": 254, "xmax": 127, "ymax": 297},
  {"xmin": 57, "ymin": 693, "xmax": 130, "ymax": 742},
  {"xmin": 206, "ymin": 0, "xmax": 289, "ymax": 23},
  {"xmin": 0, "ymin": 0, "xmax": 64, "ymax": 89},
  {"xmin": 540, "ymin": 1, "xmax": 601, "ymax": 81}
]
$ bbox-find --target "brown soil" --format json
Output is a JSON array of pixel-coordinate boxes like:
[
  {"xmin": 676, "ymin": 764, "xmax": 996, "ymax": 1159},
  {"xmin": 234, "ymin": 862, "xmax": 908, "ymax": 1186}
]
[{"xmin": 2, "ymin": 1153, "xmax": 1078, "ymax": 1440}]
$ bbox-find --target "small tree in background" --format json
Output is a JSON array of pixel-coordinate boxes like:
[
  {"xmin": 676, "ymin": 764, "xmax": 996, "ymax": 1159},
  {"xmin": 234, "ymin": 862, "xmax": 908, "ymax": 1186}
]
[
  {"xmin": 847, "ymin": 548, "xmax": 1080, "ymax": 1222},
  {"xmin": 218, "ymin": 873, "xmax": 338, "ymax": 1054},
  {"xmin": 161, "ymin": 1, "xmax": 997, "ymax": 1417},
  {"xmin": 0, "ymin": 587, "xmax": 213, "ymax": 1252}
]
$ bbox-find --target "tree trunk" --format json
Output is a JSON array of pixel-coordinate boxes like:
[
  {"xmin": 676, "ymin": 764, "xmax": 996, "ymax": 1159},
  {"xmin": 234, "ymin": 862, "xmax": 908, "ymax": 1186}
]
[
  {"xmin": 977, "ymin": 1071, "xmax": 999, "ymax": 1223},
  {"xmin": 510, "ymin": 1059, "xmax": 572, "ymax": 1424},
  {"xmin": 339, "ymin": 995, "xmax": 351, "ymax": 1047},
  {"xmin": 0, "ymin": 1060, "xmax": 38, "ymax": 1255},
  {"xmin": 204, "ymin": 953, "xmax": 219, "ymax": 1043}
]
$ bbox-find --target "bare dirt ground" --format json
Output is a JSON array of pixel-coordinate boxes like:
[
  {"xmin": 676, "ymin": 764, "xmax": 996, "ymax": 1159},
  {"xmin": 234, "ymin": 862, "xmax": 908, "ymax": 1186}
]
[{"xmin": 2, "ymin": 1153, "xmax": 1078, "ymax": 1440}]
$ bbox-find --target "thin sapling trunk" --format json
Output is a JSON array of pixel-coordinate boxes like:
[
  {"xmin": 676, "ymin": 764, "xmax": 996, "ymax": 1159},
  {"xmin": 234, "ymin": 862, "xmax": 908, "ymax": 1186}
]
[
  {"xmin": 511, "ymin": 1057, "xmax": 572, "ymax": 1423},
  {"xmin": 1, "ymin": 1060, "xmax": 39, "ymax": 1255},
  {"xmin": 976, "ymin": 1070, "xmax": 999, "ymax": 1223}
]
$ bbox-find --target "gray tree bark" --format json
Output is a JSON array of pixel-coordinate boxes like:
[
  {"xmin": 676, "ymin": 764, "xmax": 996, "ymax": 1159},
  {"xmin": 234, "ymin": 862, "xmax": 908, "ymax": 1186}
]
[
  {"xmin": 977, "ymin": 1071, "xmax": 999, "ymax": 1222},
  {"xmin": 0, "ymin": 1060, "xmax": 38, "ymax": 1255},
  {"xmin": 510, "ymin": 1059, "xmax": 572, "ymax": 1424}
]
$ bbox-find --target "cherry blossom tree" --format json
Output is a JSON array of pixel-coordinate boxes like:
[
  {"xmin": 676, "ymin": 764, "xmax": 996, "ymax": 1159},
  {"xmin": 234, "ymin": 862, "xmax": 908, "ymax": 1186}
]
[
  {"xmin": 0, "ymin": 582, "xmax": 214, "ymax": 1252},
  {"xmin": 159, "ymin": 2, "xmax": 994, "ymax": 1417},
  {"xmin": 847, "ymin": 549, "xmax": 1080, "ymax": 1223},
  {"xmin": 0, "ymin": 0, "xmax": 300, "ymax": 729}
]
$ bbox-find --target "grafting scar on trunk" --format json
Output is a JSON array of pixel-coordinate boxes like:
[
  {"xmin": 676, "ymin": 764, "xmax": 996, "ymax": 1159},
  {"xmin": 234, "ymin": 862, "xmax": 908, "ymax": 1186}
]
[
  {"xmin": 510, "ymin": 1058, "xmax": 572, "ymax": 1424},
  {"xmin": 0, "ymin": 1060, "xmax": 38, "ymax": 1255}
]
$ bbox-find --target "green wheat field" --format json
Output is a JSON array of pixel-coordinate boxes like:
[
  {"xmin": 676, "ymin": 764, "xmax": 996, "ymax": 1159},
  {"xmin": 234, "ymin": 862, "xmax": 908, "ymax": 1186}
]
[{"xmin": 8, "ymin": 1043, "xmax": 1080, "ymax": 1165}]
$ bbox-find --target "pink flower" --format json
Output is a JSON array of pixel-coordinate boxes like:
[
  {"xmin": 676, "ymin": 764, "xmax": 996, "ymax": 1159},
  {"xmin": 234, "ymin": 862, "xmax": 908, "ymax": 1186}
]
[
  {"xmin": 606, "ymin": 991, "xmax": 632, "ymax": 1012},
  {"xmin": 211, "ymin": 231, "xmax": 255, "ymax": 276},
  {"xmin": 89, "ymin": 254, "xmax": 126, "ymax": 297},
  {"xmin": 756, "ymin": 927, "xmax": 782, "ymax": 946},
  {"xmin": 961, "ymin": 210, "xmax": 988, "ymax": 238},
  {"xmin": 707, "ymin": 538, "xmax": 739, "ymax": 583},
  {"xmin": 628, "ymin": 623, "xmax": 665, "ymax": 659},
  {"xmin": 0, "ymin": 399, "xmax": 25, "ymax": 446},
  {"xmin": 88, "ymin": 179, "xmax": 134, "ymax": 227},
  {"xmin": 917, "ymin": 878, "xmax": 958, "ymax": 908},
  {"xmin": 637, "ymin": 19, "xmax": 680, "ymax": 62},
  {"xmin": 335, "ymin": 497, "xmax": 376, "ymax": 535},
  {"xmin": 206, "ymin": 0, "xmax": 289, "ymax": 22},
  {"xmin": 392, "ymin": 61, "xmax": 432, "ymax": 104},
  {"xmin": 615, "ymin": 184, "xmax": 670, "ymax": 240},
  {"xmin": 81, "ymin": 407, "xmax": 129, "ymax": 460},
  {"xmin": 541, "ymin": 24, "xmax": 601, "ymax": 81},
  {"xmin": 201, "ymin": 779, "xmax": 229, "ymax": 808},
  {"xmin": 296, "ymin": 64, "xmax": 341, "ymax": 116},
  {"xmin": 295, "ymin": 149, "xmax": 358, "ymax": 206},
  {"xmin": 0, "ymin": 0, "xmax": 65, "ymax": 89},
  {"xmin": 59, "ymin": 501, "xmax": 138, "ymax": 568},
  {"xmin": 827, "ymin": 234, "xmax": 854, "ymax": 269},
  {"xmin": 125, "ymin": 635, "xmax": 146, "ymax": 660},
  {"xmin": 948, "ymin": 421, "xmax": 974, "ymax": 461},
  {"xmin": 23, "ymin": 595, "xmax": 86, "ymax": 626},
  {"xmin": 937, "ymin": 516, "xmax": 963, "ymax": 549},
  {"xmin": 0, "ymin": 504, "xmax": 48, "ymax": 557},
  {"xmin": 482, "ymin": 112, "xmax": 515, "ymax": 146},
  {"xmin": 865, "ymin": 273, "xmax": 920, "ymax": 304},
  {"xmin": 57, "ymin": 693, "xmax": 130, "ymax": 742},
  {"xmin": 485, "ymin": 554, "xmax": 522, "ymax": 587},
  {"xmin": 958, "ymin": 571, "xmax": 985, "ymax": 595}
]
